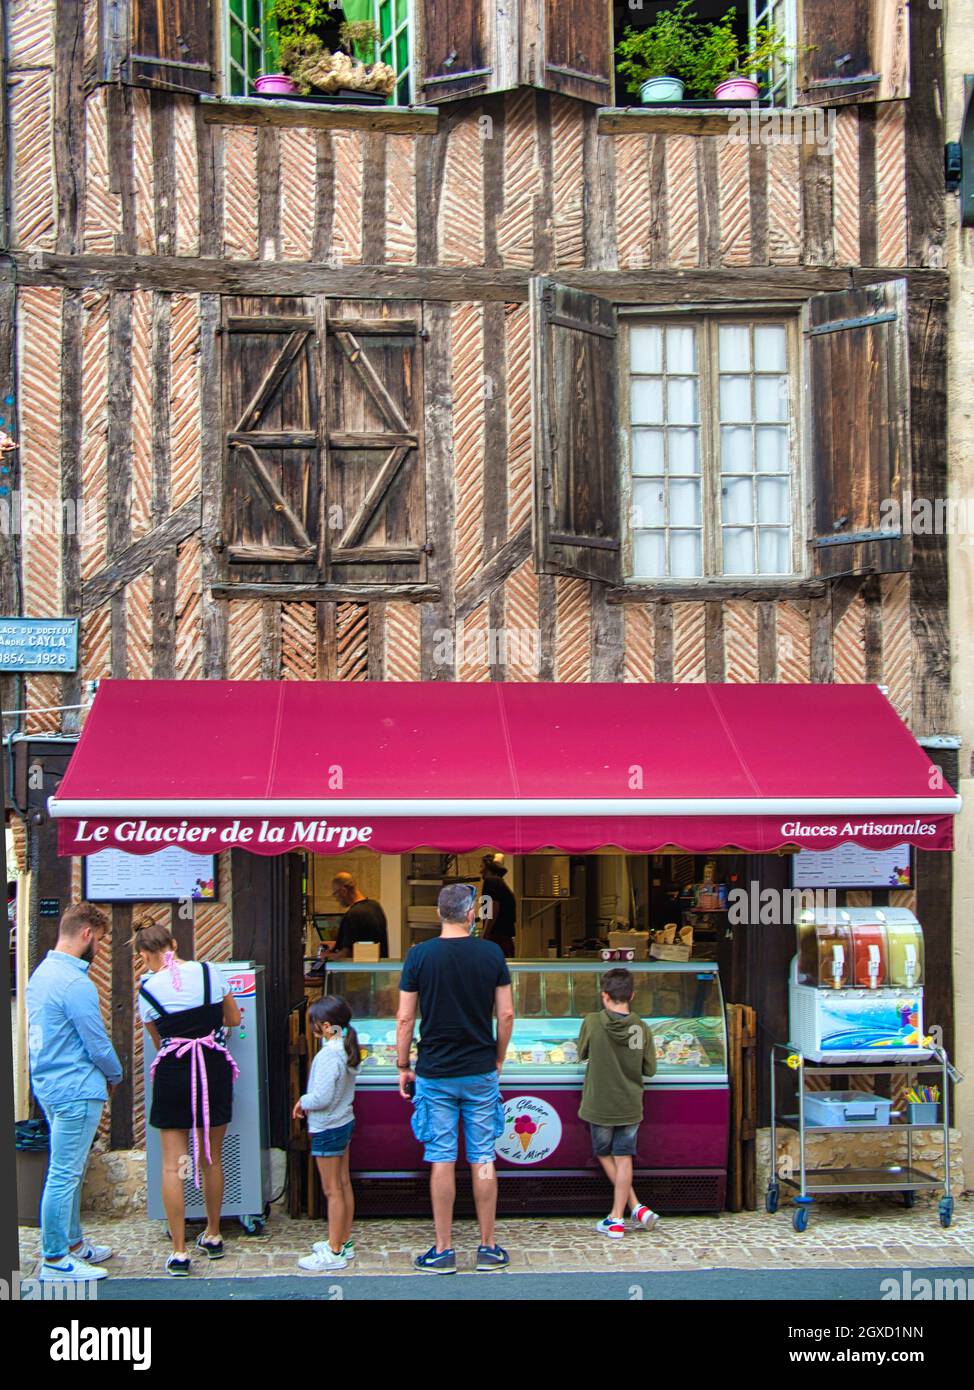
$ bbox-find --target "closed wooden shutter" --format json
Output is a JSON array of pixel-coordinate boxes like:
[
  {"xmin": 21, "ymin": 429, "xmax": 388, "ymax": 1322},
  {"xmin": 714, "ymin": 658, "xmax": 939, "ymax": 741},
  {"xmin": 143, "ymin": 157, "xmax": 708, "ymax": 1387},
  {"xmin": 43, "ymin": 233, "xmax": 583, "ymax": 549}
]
[
  {"xmin": 222, "ymin": 298, "xmax": 321, "ymax": 584},
  {"xmin": 532, "ymin": 278, "xmax": 621, "ymax": 585},
  {"xmin": 417, "ymin": 0, "xmax": 494, "ymax": 102},
  {"xmin": 804, "ymin": 280, "xmax": 911, "ymax": 576},
  {"xmin": 324, "ymin": 301, "xmax": 428, "ymax": 584},
  {"xmin": 129, "ymin": 0, "xmax": 215, "ymax": 94},
  {"xmin": 797, "ymin": 0, "xmax": 909, "ymax": 105},
  {"xmin": 539, "ymin": 0, "xmax": 613, "ymax": 106}
]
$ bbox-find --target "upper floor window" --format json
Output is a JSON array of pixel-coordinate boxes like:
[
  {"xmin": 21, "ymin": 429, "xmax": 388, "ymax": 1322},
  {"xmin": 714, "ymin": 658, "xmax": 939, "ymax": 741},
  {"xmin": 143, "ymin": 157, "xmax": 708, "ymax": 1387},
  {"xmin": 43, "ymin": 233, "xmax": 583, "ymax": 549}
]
[
  {"xmin": 751, "ymin": 0, "xmax": 796, "ymax": 106},
  {"xmin": 612, "ymin": 0, "xmax": 797, "ymax": 107},
  {"xmin": 222, "ymin": 1, "xmax": 414, "ymax": 102},
  {"xmin": 375, "ymin": 0, "xmax": 414, "ymax": 106},
  {"xmin": 225, "ymin": 0, "xmax": 273, "ymax": 96},
  {"xmin": 522, "ymin": 276, "xmax": 914, "ymax": 593},
  {"xmin": 625, "ymin": 314, "xmax": 800, "ymax": 581}
]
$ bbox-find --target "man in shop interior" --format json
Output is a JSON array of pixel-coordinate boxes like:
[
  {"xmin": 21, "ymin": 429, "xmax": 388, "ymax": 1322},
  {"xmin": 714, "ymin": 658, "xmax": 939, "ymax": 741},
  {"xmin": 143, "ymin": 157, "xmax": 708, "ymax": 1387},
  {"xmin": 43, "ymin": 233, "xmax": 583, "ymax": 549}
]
[
  {"xmin": 25, "ymin": 901, "xmax": 122, "ymax": 1283},
  {"xmin": 479, "ymin": 853, "xmax": 517, "ymax": 958},
  {"xmin": 396, "ymin": 882, "xmax": 515, "ymax": 1274},
  {"xmin": 328, "ymin": 872, "xmax": 389, "ymax": 959}
]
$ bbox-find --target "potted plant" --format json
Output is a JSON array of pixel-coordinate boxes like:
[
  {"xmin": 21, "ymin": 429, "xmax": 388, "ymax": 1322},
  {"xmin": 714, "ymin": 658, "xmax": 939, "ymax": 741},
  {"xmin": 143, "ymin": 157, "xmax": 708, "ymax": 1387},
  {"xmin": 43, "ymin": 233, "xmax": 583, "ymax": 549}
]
[
  {"xmin": 688, "ymin": 12, "xmax": 790, "ymax": 101},
  {"xmin": 615, "ymin": 0, "xmax": 697, "ymax": 104},
  {"xmin": 254, "ymin": 0, "xmax": 339, "ymax": 95}
]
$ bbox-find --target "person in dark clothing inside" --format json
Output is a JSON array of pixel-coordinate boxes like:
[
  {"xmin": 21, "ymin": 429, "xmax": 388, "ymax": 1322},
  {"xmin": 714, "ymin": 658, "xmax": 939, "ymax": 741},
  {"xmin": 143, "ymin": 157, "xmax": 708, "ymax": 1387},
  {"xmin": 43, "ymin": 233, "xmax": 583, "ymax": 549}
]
[
  {"xmin": 479, "ymin": 853, "xmax": 517, "ymax": 959},
  {"xmin": 330, "ymin": 873, "xmax": 389, "ymax": 959}
]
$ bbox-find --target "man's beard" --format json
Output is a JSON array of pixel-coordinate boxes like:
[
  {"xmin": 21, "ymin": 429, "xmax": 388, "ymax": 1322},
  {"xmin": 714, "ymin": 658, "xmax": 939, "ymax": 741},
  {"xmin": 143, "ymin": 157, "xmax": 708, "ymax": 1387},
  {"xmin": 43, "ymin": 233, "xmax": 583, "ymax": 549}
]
[{"xmin": 81, "ymin": 941, "xmax": 95, "ymax": 964}]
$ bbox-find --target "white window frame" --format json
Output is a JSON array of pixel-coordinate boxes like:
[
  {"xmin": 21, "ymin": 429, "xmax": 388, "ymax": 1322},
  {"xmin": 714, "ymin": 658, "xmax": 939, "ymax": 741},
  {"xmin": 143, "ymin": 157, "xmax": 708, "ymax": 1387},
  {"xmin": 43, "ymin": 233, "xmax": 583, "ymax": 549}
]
[
  {"xmin": 620, "ymin": 307, "xmax": 805, "ymax": 587},
  {"xmin": 750, "ymin": 0, "xmax": 798, "ymax": 107}
]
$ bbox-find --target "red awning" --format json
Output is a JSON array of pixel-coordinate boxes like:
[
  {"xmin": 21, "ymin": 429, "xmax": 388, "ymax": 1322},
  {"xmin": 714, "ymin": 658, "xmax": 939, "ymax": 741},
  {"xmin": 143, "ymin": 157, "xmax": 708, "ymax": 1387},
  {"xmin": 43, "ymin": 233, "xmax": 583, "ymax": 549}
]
[{"xmin": 51, "ymin": 680, "xmax": 958, "ymax": 856}]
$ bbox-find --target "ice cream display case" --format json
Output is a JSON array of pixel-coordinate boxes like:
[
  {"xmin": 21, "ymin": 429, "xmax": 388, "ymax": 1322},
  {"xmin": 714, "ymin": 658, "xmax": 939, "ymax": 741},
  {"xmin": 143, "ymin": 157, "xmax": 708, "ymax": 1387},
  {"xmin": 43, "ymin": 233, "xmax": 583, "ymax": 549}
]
[{"xmin": 323, "ymin": 960, "xmax": 729, "ymax": 1214}]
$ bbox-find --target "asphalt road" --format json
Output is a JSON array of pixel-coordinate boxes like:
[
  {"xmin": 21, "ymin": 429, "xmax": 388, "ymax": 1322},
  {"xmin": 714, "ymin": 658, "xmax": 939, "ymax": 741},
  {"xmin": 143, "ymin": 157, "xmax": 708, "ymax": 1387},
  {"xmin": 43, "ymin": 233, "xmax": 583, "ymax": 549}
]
[{"xmin": 93, "ymin": 1266, "xmax": 974, "ymax": 1301}]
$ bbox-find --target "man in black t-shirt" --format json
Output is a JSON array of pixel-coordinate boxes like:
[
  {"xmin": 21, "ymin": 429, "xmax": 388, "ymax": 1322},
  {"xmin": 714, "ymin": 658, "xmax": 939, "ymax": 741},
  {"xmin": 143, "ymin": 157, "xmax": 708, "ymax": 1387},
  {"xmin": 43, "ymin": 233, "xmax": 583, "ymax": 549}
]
[
  {"xmin": 330, "ymin": 873, "xmax": 389, "ymax": 959},
  {"xmin": 480, "ymin": 853, "xmax": 517, "ymax": 958},
  {"xmin": 397, "ymin": 883, "xmax": 515, "ymax": 1276}
]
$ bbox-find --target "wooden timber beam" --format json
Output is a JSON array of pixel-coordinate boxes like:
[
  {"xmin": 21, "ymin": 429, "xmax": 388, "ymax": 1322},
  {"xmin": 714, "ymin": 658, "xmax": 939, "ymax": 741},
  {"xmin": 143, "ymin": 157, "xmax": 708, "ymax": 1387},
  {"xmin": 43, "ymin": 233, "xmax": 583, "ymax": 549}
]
[
  {"xmin": 455, "ymin": 526, "xmax": 533, "ymax": 621},
  {"xmin": 82, "ymin": 494, "xmax": 202, "ymax": 612},
  {"xmin": 210, "ymin": 582, "xmax": 440, "ymax": 601},
  {"xmin": 199, "ymin": 95, "xmax": 439, "ymax": 135},
  {"xmin": 12, "ymin": 254, "xmax": 950, "ymax": 304}
]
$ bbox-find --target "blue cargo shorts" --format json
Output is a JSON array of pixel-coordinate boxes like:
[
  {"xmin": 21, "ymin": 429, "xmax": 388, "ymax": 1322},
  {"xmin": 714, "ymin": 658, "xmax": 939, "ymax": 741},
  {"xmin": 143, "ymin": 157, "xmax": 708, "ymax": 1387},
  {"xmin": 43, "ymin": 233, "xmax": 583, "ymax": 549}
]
[{"xmin": 410, "ymin": 1072, "xmax": 506, "ymax": 1165}]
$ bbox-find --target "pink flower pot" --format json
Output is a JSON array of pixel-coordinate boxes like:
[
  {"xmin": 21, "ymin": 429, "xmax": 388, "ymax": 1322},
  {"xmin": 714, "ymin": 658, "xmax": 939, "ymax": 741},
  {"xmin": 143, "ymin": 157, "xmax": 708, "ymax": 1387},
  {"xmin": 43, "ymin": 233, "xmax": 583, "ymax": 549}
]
[
  {"xmin": 714, "ymin": 78, "xmax": 760, "ymax": 101},
  {"xmin": 254, "ymin": 74, "xmax": 298, "ymax": 96}
]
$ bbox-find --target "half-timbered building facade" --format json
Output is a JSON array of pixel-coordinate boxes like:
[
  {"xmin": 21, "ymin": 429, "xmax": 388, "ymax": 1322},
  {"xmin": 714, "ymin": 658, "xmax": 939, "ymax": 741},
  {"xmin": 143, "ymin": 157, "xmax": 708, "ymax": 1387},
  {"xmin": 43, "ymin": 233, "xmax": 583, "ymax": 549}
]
[{"xmin": 2, "ymin": 0, "xmax": 958, "ymax": 1165}]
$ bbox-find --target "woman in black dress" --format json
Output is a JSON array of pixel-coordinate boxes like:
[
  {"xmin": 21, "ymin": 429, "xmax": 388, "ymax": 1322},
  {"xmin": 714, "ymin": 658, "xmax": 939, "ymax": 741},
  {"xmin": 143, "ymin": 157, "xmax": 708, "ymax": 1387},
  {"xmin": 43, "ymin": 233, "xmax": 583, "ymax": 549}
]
[{"xmin": 134, "ymin": 919, "xmax": 241, "ymax": 1276}]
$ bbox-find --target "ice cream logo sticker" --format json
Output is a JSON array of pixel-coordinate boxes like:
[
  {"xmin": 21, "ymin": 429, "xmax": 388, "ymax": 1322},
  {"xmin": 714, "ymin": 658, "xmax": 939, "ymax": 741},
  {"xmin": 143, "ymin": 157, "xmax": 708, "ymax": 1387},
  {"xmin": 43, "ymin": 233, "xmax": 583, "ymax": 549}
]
[{"xmin": 496, "ymin": 1096, "xmax": 562, "ymax": 1165}]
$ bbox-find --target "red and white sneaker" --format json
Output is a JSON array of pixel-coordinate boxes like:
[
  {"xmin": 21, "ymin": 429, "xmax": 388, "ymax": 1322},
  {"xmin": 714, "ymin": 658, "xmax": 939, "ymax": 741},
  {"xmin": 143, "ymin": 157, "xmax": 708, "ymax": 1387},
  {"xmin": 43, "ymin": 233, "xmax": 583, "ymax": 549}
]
[
  {"xmin": 631, "ymin": 1205, "xmax": 660, "ymax": 1231},
  {"xmin": 596, "ymin": 1216, "xmax": 626, "ymax": 1240}
]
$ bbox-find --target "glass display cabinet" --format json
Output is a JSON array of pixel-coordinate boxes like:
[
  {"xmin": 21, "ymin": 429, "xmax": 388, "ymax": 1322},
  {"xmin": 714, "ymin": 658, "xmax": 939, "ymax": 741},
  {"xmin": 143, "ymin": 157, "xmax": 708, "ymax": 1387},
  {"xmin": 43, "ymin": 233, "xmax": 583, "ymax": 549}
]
[{"xmin": 323, "ymin": 960, "xmax": 729, "ymax": 1212}]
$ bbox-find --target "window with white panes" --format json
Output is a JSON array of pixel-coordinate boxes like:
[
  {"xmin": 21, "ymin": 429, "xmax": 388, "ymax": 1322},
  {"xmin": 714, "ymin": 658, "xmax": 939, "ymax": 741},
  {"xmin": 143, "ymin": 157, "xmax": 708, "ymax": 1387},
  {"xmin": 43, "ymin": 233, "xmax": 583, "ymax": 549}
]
[
  {"xmin": 750, "ymin": 0, "xmax": 797, "ymax": 106},
  {"xmin": 627, "ymin": 316, "xmax": 800, "ymax": 581}
]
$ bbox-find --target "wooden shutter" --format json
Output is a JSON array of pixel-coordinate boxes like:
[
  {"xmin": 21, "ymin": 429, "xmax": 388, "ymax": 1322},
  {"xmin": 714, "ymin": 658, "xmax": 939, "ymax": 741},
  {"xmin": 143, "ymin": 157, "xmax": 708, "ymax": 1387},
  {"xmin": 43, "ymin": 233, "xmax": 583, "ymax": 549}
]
[
  {"xmin": 797, "ymin": 0, "xmax": 909, "ymax": 106},
  {"xmin": 324, "ymin": 302, "xmax": 428, "ymax": 585},
  {"xmin": 222, "ymin": 298, "xmax": 321, "ymax": 584},
  {"xmin": 417, "ymin": 0, "xmax": 495, "ymax": 103},
  {"xmin": 129, "ymin": 0, "xmax": 215, "ymax": 94},
  {"xmin": 532, "ymin": 278, "xmax": 621, "ymax": 585},
  {"xmin": 537, "ymin": 0, "xmax": 613, "ymax": 106},
  {"xmin": 804, "ymin": 280, "xmax": 911, "ymax": 577}
]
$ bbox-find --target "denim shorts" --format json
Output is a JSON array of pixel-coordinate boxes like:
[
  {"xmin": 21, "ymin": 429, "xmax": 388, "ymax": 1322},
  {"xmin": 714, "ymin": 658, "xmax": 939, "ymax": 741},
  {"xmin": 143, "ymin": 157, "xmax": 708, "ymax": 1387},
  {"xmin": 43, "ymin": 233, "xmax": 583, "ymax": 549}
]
[
  {"xmin": 411, "ymin": 1072, "xmax": 506, "ymax": 1165},
  {"xmin": 311, "ymin": 1120, "xmax": 355, "ymax": 1157},
  {"xmin": 590, "ymin": 1122, "xmax": 640, "ymax": 1158}
]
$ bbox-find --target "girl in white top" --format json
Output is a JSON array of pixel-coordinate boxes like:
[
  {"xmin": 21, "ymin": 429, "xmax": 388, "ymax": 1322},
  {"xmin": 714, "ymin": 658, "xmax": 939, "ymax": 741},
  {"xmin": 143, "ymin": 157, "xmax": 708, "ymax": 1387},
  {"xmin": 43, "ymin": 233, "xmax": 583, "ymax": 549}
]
[{"xmin": 293, "ymin": 995, "xmax": 360, "ymax": 1273}]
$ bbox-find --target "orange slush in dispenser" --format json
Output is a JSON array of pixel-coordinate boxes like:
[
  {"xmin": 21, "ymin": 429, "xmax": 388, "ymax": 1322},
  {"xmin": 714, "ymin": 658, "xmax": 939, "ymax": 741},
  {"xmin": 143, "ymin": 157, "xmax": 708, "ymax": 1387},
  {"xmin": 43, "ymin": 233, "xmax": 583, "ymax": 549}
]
[{"xmin": 852, "ymin": 921, "xmax": 889, "ymax": 989}]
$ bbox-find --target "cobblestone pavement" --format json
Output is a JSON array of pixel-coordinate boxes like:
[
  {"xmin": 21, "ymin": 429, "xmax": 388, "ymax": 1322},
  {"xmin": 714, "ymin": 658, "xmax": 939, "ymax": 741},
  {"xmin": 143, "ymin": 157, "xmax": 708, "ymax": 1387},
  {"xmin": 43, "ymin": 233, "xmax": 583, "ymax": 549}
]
[{"xmin": 19, "ymin": 1194, "xmax": 974, "ymax": 1281}]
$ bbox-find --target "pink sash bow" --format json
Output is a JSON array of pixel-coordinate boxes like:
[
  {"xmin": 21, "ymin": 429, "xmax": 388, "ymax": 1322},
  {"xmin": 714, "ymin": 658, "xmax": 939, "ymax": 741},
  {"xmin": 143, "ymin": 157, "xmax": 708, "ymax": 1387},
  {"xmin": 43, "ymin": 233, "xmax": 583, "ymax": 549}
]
[{"xmin": 151, "ymin": 1033, "xmax": 240, "ymax": 1189}]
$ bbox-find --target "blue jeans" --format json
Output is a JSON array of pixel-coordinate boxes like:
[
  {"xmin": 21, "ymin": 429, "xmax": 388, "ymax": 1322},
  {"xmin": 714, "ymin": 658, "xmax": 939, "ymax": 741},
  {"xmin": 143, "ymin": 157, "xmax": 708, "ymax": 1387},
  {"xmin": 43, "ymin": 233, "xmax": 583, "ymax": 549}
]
[
  {"xmin": 39, "ymin": 1099, "xmax": 104, "ymax": 1260},
  {"xmin": 411, "ymin": 1072, "xmax": 505, "ymax": 1164}
]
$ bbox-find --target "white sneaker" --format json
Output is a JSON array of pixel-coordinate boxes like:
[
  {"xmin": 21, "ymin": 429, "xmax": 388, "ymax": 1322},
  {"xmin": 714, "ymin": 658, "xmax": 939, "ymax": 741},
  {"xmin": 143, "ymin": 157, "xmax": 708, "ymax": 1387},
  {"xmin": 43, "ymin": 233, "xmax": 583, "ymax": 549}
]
[
  {"xmin": 313, "ymin": 1239, "xmax": 355, "ymax": 1260},
  {"xmin": 631, "ymin": 1205, "xmax": 660, "ymax": 1231},
  {"xmin": 595, "ymin": 1216, "xmax": 626, "ymax": 1240},
  {"xmin": 298, "ymin": 1247, "xmax": 348, "ymax": 1272},
  {"xmin": 40, "ymin": 1254, "xmax": 108, "ymax": 1282},
  {"xmin": 72, "ymin": 1240, "xmax": 113, "ymax": 1263}
]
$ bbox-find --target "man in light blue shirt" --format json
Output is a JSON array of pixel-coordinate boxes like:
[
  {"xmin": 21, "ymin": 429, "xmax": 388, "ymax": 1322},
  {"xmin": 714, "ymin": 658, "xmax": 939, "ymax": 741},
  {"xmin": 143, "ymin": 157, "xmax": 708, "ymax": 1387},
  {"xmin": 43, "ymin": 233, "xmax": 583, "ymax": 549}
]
[{"xmin": 26, "ymin": 901, "xmax": 122, "ymax": 1282}]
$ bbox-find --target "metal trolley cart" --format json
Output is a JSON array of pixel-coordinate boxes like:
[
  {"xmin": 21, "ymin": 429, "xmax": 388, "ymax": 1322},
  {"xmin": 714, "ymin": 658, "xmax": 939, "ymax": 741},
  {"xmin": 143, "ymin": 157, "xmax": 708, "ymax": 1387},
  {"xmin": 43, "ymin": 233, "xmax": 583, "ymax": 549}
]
[{"xmin": 766, "ymin": 1042, "xmax": 957, "ymax": 1232}]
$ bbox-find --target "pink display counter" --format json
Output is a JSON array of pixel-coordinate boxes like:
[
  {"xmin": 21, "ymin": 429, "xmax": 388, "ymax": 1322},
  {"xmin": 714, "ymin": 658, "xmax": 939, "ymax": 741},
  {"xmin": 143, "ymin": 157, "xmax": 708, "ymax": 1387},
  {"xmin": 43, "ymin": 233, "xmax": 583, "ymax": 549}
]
[{"xmin": 326, "ymin": 960, "xmax": 729, "ymax": 1215}]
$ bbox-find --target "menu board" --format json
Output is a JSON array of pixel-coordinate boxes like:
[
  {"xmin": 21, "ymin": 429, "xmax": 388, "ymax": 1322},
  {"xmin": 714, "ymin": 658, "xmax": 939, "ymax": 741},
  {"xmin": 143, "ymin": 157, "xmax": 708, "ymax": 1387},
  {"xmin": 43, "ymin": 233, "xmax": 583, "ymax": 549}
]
[
  {"xmin": 84, "ymin": 849, "xmax": 217, "ymax": 903},
  {"xmin": 792, "ymin": 843, "xmax": 912, "ymax": 890}
]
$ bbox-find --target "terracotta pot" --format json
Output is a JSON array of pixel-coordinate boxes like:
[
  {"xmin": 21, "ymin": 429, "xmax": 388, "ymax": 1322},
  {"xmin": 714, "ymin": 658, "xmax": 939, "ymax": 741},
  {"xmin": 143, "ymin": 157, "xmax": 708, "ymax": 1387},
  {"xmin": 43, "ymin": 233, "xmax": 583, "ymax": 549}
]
[
  {"xmin": 254, "ymin": 74, "xmax": 298, "ymax": 96},
  {"xmin": 640, "ymin": 77, "xmax": 685, "ymax": 103},
  {"xmin": 714, "ymin": 77, "xmax": 759, "ymax": 100}
]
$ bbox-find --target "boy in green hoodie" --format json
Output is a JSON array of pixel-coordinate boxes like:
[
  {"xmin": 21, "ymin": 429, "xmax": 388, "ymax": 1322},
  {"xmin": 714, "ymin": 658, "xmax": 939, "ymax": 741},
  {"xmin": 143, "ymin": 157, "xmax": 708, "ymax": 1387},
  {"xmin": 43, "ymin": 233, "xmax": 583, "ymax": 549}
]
[{"xmin": 578, "ymin": 967, "xmax": 660, "ymax": 1239}]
